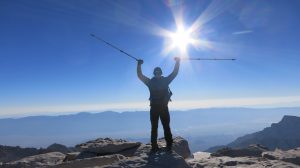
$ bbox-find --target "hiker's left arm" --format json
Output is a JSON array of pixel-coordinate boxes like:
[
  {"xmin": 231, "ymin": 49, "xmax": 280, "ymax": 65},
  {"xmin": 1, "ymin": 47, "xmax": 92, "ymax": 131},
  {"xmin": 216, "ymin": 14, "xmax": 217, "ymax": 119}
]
[{"xmin": 166, "ymin": 57, "xmax": 180, "ymax": 83}]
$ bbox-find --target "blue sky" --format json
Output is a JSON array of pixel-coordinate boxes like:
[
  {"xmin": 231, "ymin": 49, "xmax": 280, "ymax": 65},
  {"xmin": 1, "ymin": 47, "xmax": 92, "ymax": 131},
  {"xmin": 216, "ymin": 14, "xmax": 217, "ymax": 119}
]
[{"xmin": 1, "ymin": 0, "xmax": 300, "ymax": 117}]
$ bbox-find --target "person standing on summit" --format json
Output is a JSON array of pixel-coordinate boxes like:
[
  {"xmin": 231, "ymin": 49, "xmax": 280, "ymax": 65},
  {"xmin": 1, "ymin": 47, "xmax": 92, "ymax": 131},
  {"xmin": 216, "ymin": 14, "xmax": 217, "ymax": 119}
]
[{"xmin": 137, "ymin": 57, "xmax": 180, "ymax": 152}]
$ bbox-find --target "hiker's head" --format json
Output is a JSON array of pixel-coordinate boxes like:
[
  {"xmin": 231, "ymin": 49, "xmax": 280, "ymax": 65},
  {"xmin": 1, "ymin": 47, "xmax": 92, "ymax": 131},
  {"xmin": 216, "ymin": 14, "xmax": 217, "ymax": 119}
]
[{"xmin": 153, "ymin": 67, "xmax": 162, "ymax": 78}]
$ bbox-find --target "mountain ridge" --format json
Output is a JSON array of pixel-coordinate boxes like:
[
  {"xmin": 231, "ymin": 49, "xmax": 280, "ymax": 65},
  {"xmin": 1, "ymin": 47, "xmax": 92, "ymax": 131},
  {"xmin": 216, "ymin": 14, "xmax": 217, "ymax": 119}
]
[
  {"xmin": 206, "ymin": 115, "xmax": 300, "ymax": 152},
  {"xmin": 0, "ymin": 107, "xmax": 299, "ymax": 152}
]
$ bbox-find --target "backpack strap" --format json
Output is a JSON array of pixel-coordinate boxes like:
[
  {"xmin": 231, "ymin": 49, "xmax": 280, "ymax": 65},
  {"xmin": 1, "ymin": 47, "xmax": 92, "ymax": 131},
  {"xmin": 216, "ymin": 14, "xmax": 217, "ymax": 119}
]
[{"xmin": 168, "ymin": 87, "xmax": 173, "ymax": 102}]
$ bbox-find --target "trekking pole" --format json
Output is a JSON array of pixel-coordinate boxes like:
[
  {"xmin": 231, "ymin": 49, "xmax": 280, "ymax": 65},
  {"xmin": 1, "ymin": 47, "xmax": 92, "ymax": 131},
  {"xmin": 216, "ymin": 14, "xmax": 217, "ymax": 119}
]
[
  {"xmin": 182, "ymin": 58, "xmax": 236, "ymax": 61},
  {"xmin": 90, "ymin": 34, "xmax": 139, "ymax": 61}
]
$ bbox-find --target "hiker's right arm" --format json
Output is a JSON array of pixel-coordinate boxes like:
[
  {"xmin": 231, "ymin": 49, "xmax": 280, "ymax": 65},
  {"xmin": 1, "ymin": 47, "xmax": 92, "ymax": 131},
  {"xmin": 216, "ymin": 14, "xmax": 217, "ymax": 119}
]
[
  {"xmin": 137, "ymin": 60, "xmax": 150, "ymax": 86},
  {"xmin": 166, "ymin": 57, "xmax": 180, "ymax": 84}
]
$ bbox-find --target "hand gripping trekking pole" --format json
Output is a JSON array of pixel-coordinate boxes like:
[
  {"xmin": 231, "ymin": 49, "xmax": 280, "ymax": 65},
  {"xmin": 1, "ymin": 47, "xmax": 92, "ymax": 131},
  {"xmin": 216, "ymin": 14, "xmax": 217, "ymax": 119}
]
[{"xmin": 90, "ymin": 34, "xmax": 139, "ymax": 61}]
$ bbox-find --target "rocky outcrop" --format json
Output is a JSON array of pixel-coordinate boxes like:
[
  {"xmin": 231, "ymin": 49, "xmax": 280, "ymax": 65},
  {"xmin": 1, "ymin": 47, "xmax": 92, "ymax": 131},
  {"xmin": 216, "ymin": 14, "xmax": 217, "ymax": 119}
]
[
  {"xmin": 102, "ymin": 146, "xmax": 190, "ymax": 168},
  {"xmin": 53, "ymin": 154, "xmax": 126, "ymax": 168},
  {"xmin": 74, "ymin": 138, "xmax": 141, "ymax": 159},
  {"xmin": 211, "ymin": 144, "xmax": 269, "ymax": 157},
  {"xmin": 101, "ymin": 138, "xmax": 191, "ymax": 168},
  {"xmin": 75, "ymin": 138, "xmax": 141, "ymax": 154},
  {"xmin": 157, "ymin": 136, "xmax": 192, "ymax": 159},
  {"xmin": 47, "ymin": 143, "xmax": 71, "ymax": 154},
  {"xmin": 2, "ymin": 152, "xmax": 65, "ymax": 168},
  {"xmin": 2, "ymin": 136, "xmax": 191, "ymax": 168},
  {"xmin": 0, "ymin": 143, "xmax": 71, "ymax": 163},
  {"xmin": 262, "ymin": 147, "xmax": 300, "ymax": 166},
  {"xmin": 188, "ymin": 145, "xmax": 300, "ymax": 168},
  {"xmin": 70, "ymin": 136, "xmax": 191, "ymax": 168},
  {"xmin": 188, "ymin": 154, "xmax": 299, "ymax": 168},
  {"xmin": 2, "ymin": 136, "xmax": 300, "ymax": 168},
  {"xmin": 63, "ymin": 152, "xmax": 80, "ymax": 162},
  {"xmin": 0, "ymin": 145, "xmax": 48, "ymax": 163}
]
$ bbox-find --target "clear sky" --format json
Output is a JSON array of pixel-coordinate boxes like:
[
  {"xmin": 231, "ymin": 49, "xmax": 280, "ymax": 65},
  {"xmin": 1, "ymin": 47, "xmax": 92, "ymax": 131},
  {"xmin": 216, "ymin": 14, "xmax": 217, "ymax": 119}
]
[{"xmin": 1, "ymin": 0, "xmax": 300, "ymax": 117}]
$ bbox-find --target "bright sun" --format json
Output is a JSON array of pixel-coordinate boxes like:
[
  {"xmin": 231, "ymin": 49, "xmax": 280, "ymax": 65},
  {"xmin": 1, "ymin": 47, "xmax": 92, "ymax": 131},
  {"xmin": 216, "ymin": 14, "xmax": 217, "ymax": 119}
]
[
  {"xmin": 160, "ymin": 22, "xmax": 202, "ymax": 57},
  {"xmin": 170, "ymin": 26, "xmax": 193, "ymax": 53},
  {"xmin": 154, "ymin": 1, "xmax": 234, "ymax": 59}
]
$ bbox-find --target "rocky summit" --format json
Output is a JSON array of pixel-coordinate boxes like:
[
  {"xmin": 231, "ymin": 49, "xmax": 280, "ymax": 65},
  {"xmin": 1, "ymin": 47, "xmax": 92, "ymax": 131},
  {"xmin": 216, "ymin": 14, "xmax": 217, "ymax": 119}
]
[
  {"xmin": 1, "ymin": 136, "xmax": 300, "ymax": 168},
  {"xmin": 187, "ymin": 146, "xmax": 300, "ymax": 168}
]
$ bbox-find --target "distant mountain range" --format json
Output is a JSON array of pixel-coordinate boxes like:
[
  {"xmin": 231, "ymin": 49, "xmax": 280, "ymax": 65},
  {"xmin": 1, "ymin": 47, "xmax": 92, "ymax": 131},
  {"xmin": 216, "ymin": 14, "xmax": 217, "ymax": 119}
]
[
  {"xmin": 0, "ymin": 107, "xmax": 299, "ymax": 152},
  {"xmin": 206, "ymin": 115, "xmax": 300, "ymax": 152},
  {"xmin": 2, "ymin": 115, "xmax": 300, "ymax": 167}
]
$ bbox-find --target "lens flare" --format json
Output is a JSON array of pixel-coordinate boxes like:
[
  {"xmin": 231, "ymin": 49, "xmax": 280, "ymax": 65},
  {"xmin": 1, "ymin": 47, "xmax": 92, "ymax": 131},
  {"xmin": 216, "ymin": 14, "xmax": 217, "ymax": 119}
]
[
  {"xmin": 170, "ymin": 26, "xmax": 193, "ymax": 53},
  {"xmin": 152, "ymin": 0, "xmax": 237, "ymax": 58},
  {"xmin": 160, "ymin": 22, "xmax": 202, "ymax": 57}
]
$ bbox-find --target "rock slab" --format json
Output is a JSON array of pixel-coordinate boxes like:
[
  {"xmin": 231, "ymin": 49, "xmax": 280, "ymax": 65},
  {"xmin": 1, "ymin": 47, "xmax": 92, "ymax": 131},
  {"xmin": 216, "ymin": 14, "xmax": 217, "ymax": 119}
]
[
  {"xmin": 211, "ymin": 144, "xmax": 269, "ymax": 157},
  {"xmin": 103, "ymin": 145, "xmax": 191, "ymax": 168},
  {"xmin": 263, "ymin": 147, "xmax": 300, "ymax": 166},
  {"xmin": 157, "ymin": 136, "xmax": 192, "ymax": 159},
  {"xmin": 52, "ymin": 154, "xmax": 125, "ymax": 168},
  {"xmin": 2, "ymin": 152, "xmax": 65, "ymax": 168},
  {"xmin": 75, "ymin": 137, "xmax": 141, "ymax": 155}
]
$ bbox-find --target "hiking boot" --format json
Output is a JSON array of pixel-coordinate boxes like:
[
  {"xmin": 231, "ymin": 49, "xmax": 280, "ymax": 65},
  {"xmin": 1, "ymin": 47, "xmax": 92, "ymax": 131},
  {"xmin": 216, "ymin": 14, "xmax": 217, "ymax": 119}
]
[
  {"xmin": 151, "ymin": 146, "xmax": 159, "ymax": 153},
  {"xmin": 166, "ymin": 145, "xmax": 172, "ymax": 152},
  {"xmin": 151, "ymin": 144, "xmax": 159, "ymax": 153}
]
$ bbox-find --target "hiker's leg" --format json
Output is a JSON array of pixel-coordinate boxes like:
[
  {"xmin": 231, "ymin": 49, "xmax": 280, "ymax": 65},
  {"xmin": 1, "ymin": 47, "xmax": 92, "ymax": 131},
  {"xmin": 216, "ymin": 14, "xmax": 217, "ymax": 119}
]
[
  {"xmin": 160, "ymin": 106, "xmax": 173, "ymax": 147},
  {"xmin": 150, "ymin": 106, "xmax": 159, "ymax": 148}
]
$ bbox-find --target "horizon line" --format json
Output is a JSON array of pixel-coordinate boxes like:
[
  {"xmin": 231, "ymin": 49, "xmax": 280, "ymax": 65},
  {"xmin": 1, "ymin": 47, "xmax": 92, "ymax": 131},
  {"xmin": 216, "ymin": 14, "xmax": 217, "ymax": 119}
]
[
  {"xmin": 1, "ymin": 95, "xmax": 300, "ymax": 118},
  {"xmin": 2, "ymin": 106, "xmax": 300, "ymax": 119}
]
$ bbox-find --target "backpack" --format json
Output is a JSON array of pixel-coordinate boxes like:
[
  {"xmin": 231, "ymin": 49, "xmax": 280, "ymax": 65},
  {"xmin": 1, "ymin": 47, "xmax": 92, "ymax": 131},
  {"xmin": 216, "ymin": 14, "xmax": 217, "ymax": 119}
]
[
  {"xmin": 167, "ymin": 87, "xmax": 173, "ymax": 102},
  {"xmin": 148, "ymin": 77, "xmax": 173, "ymax": 105}
]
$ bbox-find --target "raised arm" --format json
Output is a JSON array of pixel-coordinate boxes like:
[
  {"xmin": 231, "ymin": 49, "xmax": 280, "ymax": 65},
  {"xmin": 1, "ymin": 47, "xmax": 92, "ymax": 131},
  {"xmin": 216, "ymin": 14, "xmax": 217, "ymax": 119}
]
[
  {"xmin": 137, "ymin": 59, "xmax": 150, "ymax": 86},
  {"xmin": 166, "ymin": 57, "xmax": 180, "ymax": 84}
]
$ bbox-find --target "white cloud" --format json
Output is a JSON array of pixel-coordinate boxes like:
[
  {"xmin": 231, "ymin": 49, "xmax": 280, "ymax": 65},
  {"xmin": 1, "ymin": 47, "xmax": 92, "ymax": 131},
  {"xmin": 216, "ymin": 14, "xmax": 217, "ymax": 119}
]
[{"xmin": 232, "ymin": 30, "xmax": 253, "ymax": 35}]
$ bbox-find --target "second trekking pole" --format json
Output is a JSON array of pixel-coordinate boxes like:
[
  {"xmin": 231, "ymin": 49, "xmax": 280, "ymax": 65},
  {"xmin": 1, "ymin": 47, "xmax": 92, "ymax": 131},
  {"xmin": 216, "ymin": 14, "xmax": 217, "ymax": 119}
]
[{"xmin": 90, "ymin": 34, "xmax": 139, "ymax": 61}]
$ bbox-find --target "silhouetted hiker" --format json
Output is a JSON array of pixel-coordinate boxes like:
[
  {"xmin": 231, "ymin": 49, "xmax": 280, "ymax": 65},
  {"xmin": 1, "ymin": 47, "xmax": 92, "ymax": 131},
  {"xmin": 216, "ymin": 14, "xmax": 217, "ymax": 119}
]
[{"xmin": 137, "ymin": 57, "xmax": 180, "ymax": 152}]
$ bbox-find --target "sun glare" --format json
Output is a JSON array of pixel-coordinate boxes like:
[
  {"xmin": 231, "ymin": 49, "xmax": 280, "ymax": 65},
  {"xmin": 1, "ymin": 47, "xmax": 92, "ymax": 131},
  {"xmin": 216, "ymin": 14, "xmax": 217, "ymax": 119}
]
[
  {"xmin": 160, "ymin": 23, "xmax": 201, "ymax": 57},
  {"xmin": 157, "ymin": 18, "xmax": 205, "ymax": 57},
  {"xmin": 155, "ymin": 1, "xmax": 233, "ymax": 57},
  {"xmin": 170, "ymin": 26, "xmax": 193, "ymax": 53}
]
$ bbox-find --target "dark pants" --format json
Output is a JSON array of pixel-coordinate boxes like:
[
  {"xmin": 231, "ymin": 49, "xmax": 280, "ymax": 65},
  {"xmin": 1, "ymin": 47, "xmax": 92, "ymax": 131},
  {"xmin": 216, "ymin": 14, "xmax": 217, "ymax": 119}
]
[{"xmin": 150, "ymin": 104, "xmax": 173, "ymax": 147}]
